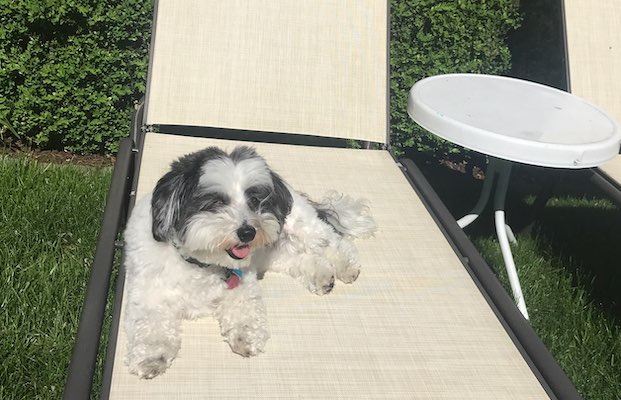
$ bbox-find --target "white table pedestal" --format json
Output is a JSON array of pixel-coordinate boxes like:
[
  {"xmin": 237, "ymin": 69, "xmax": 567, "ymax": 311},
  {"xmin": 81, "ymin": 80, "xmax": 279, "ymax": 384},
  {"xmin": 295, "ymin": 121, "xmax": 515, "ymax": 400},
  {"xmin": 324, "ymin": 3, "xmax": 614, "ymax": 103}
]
[{"xmin": 458, "ymin": 158, "xmax": 528, "ymax": 319}]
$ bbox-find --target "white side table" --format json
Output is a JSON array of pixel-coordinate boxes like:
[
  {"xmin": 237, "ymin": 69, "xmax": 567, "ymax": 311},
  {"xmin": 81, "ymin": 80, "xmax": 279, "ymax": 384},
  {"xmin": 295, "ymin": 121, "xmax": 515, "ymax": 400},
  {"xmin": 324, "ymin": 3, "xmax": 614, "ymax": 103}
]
[{"xmin": 407, "ymin": 74, "xmax": 621, "ymax": 319}]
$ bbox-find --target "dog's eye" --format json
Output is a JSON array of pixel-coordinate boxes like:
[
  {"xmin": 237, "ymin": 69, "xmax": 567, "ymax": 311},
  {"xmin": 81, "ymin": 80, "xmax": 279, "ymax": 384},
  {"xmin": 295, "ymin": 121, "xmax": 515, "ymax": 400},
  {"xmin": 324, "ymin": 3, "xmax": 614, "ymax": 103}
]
[
  {"xmin": 246, "ymin": 187, "xmax": 269, "ymax": 210},
  {"xmin": 248, "ymin": 195, "xmax": 261, "ymax": 209},
  {"xmin": 200, "ymin": 195, "xmax": 228, "ymax": 211}
]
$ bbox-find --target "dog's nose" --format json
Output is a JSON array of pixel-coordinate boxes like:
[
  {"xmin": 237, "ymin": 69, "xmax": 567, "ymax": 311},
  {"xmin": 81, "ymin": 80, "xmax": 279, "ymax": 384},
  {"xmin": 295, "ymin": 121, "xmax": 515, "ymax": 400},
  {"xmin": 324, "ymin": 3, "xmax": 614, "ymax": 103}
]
[{"xmin": 236, "ymin": 225, "xmax": 256, "ymax": 243}]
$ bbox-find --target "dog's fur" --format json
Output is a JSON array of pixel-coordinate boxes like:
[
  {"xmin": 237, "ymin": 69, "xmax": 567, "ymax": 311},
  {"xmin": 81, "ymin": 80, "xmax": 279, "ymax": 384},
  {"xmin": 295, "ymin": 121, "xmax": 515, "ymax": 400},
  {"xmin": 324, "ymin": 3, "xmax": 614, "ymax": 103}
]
[{"xmin": 123, "ymin": 146, "xmax": 376, "ymax": 378}]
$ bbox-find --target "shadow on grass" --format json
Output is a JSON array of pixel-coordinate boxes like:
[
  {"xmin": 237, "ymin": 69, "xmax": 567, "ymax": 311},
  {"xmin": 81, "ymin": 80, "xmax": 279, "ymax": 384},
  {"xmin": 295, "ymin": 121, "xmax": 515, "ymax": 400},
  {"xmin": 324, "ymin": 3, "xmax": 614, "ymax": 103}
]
[{"xmin": 535, "ymin": 203, "xmax": 621, "ymax": 322}]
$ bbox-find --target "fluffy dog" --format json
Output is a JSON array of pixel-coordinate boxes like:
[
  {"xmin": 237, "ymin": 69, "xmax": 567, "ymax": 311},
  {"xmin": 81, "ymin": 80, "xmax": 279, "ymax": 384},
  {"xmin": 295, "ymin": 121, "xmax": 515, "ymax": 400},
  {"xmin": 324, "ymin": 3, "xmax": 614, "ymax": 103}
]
[{"xmin": 123, "ymin": 146, "xmax": 376, "ymax": 379}]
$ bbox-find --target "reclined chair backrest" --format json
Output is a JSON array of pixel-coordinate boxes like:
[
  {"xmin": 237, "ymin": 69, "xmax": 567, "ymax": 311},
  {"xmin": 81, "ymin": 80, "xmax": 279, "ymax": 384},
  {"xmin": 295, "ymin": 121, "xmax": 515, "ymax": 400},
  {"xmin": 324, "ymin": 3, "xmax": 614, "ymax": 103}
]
[{"xmin": 144, "ymin": 0, "xmax": 389, "ymax": 144}]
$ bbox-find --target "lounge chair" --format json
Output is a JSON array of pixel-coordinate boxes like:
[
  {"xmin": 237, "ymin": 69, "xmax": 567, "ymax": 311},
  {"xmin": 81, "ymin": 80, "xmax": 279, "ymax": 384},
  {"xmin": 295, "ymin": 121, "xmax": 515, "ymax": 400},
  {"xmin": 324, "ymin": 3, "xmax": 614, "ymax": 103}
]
[
  {"xmin": 563, "ymin": 0, "xmax": 621, "ymax": 203},
  {"xmin": 65, "ymin": 1, "xmax": 580, "ymax": 398}
]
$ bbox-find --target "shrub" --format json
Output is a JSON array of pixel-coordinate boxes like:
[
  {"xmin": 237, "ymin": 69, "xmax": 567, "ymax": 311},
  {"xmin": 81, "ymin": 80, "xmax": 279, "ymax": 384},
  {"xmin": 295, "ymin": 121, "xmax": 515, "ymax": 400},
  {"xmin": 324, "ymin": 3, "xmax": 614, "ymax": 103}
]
[
  {"xmin": 0, "ymin": 0, "xmax": 153, "ymax": 154},
  {"xmin": 1, "ymin": 0, "xmax": 519, "ymax": 156},
  {"xmin": 390, "ymin": 0, "xmax": 521, "ymax": 158}
]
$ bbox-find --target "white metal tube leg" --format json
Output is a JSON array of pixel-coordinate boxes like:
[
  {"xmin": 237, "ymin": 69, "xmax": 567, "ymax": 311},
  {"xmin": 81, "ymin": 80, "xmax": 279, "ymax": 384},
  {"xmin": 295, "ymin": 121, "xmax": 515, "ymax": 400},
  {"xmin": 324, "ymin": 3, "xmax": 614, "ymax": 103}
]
[
  {"xmin": 493, "ymin": 160, "xmax": 529, "ymax": 319},
  {"xmin": 457, "ymin": 160, "xmax": 498, "ymax": 228}
]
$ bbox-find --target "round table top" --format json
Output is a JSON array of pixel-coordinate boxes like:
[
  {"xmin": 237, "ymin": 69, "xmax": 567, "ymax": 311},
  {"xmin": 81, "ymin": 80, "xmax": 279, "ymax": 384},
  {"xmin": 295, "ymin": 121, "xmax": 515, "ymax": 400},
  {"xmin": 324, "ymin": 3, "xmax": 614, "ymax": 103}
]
[{"xmin": 407, "ymin": 74, "xmax": 621, "ymax": 168}]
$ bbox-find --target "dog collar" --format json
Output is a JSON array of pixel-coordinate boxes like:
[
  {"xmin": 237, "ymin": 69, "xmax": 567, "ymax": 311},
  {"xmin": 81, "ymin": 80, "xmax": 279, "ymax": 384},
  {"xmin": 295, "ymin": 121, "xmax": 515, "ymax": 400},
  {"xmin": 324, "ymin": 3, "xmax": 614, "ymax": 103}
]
[{"xmin": 183, "ymin": 256, "xmax": 243, "ymax": 289}]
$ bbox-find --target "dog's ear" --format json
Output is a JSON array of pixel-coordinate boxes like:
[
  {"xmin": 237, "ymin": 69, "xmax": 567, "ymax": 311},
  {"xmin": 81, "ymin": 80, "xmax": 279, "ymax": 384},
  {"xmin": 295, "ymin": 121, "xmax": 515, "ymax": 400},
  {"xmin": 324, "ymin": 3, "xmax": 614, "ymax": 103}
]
[
  {"xmin": 268, "ymin": 172, "xmax": 293, "ymax": 225},
  {"xmin": 151, "ymin": 170, "xmax": 191, "ymax": 242},
  {"xmin": 151, "ymin": 147, "xmax": 228, "ymax": 241}
]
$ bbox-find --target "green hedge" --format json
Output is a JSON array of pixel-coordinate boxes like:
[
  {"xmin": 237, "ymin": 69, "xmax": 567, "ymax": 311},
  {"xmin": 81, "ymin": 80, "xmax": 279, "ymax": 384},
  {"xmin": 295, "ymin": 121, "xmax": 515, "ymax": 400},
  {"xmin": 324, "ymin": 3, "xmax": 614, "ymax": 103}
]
[
  {"xmin": 0, "ymin": 0, "xmax": 153, "ymax": 154},
  {"xmin": 1, "ymin": 0, "xmax": 520, "ymax": 155},
  {"xmin": 390, "ymin": 0, "xmax": 521, "ymax": 157}
]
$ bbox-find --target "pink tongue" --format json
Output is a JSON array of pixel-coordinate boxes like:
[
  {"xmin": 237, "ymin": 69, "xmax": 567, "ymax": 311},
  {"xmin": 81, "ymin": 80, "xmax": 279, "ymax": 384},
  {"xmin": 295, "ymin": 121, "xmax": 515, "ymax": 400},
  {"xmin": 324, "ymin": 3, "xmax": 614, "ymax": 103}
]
[{"xmin": 231, "ymin": 245, "xmax": 250, "ymax": 259}]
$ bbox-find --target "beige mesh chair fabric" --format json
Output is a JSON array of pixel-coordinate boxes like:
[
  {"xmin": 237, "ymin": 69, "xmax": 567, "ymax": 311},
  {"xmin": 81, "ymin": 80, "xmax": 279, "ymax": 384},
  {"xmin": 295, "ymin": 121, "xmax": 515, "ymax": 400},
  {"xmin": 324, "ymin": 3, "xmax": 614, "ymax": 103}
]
[
  {"xmin": 564, "ymin": 0, "xmax": 621, "ymax": 181},
  {"xmin": 144, "ymin": 0, "xmax": 388, "ymax": 143},
  {"xmin": 107, "ymin": 133, "xmax": 549, "ymax": 399},
  {"xmin": 600, "ymin": 159, "xmax": 621, "ymax": 184},
  {"xmin": 104, "ymin": 0, "xmax": 554, "ymax": 398}
]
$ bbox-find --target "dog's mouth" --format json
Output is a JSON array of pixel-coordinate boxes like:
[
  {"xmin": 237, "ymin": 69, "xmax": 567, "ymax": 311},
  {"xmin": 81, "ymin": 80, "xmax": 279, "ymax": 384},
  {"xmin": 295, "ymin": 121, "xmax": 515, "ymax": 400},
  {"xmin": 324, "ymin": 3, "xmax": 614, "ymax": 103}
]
[{"xmin": 226, "ymin": 244, "xmax": 251, "ymax": 260}]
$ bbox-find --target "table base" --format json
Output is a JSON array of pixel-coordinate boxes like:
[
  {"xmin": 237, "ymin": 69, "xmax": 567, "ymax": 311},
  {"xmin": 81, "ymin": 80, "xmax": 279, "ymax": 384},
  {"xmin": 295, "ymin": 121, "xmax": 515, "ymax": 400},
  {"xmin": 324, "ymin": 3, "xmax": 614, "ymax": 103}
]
[{"xmin": 457, "ymin": 158, "xmax": 529, "ymax": 320}]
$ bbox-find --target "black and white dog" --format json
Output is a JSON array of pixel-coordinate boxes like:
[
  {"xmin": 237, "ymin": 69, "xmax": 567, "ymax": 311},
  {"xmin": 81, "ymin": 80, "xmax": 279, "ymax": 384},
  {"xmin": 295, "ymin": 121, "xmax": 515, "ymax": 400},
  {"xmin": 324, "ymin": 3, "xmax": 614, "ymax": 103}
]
[{"xmin": 123, "ymin": 146, "xmax": 376, "ymax": 378}]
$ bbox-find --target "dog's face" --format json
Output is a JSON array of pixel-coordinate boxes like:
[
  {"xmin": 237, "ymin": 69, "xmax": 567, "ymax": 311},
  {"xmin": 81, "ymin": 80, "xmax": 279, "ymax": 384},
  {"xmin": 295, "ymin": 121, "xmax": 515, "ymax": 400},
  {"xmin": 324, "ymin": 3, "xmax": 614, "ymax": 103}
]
[{"xmin": 151, "ymin": 146, "xmax": 292, "ymax": 268}]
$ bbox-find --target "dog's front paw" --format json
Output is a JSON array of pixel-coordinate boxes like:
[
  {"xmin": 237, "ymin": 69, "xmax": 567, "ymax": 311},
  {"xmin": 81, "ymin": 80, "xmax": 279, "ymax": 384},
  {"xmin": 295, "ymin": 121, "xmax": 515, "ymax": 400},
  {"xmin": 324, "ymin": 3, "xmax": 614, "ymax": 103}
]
[
  {"xmin": 129, "ymin": 355, "xmax": 172, "ymax": 379},
  {"xmin": 225, "ymin": 324, "xmax": 270, "ymax": 357},
  {"xmin": 306, "ymin": 272, "xmax": 336, "ymax": 295},
  {"xmin": 337, "ymin": 264, "xmax": 360, "ymax": 284},
  {"xmin": 126, "ymin": 339, "xmax": 179, "ymax": 379}
]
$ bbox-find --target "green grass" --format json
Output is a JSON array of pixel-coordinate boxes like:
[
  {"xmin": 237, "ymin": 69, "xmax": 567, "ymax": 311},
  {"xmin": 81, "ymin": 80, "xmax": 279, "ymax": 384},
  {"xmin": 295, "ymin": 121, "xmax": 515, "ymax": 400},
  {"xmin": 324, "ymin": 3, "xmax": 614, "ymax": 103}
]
[
  {"xmin": 477, "ymin": 236, "xmax": 621, "ymax": 399},
  {"xmin": 0, "ymin": 156, "xmax": 111, "ymax": 400}
]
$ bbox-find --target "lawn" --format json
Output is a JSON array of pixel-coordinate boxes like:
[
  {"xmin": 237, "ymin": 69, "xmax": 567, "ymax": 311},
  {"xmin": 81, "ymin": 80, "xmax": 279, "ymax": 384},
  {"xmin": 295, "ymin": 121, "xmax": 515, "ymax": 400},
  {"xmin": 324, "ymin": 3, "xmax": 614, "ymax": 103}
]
[
  {"xmin": 478, "ymin": 235, "xmax": 621, "ymax": 400},
  {"xmin": 0, "ymin": 156, "xmax": 111, "ymax": 400},
  {"xmin": 2, "ymin": 153, "xmax": 621, "ymax": 399}
]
